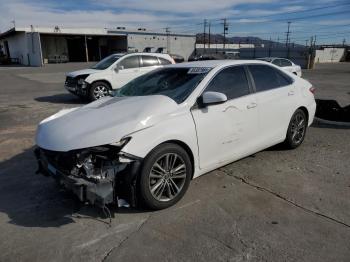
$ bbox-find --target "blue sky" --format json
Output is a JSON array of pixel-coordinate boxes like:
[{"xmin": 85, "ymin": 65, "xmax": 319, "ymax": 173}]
[{"xmin": 0, "ymin": 0, "xmax": 349, "ymax": 44}]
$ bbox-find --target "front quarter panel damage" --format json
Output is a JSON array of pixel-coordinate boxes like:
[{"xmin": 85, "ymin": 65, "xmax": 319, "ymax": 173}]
[{"xmin": 34, "ymin": 145, "xmax": 142, "ymax": 208}]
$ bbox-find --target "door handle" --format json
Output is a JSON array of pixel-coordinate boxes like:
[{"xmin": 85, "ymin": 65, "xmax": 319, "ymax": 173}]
[
  {"xmin": 247, "ymin": 103, "xmax": 257, "ymax": 109},
  {"xmin": 288, "ymin": 91, "xmax": 295, "ymax": 96}
]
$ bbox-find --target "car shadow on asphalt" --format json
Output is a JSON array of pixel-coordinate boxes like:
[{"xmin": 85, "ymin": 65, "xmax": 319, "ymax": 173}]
[
  {"xmin": 35, "ymin": 94, "xmax": 86, "ymax": 105},
  {"xmin": 311, "ymin": 120, "xmax": 350, "ymax": 130},
  {"xmin": 0, "ymin": 147, "xmax": 147, "ymax": 228}
]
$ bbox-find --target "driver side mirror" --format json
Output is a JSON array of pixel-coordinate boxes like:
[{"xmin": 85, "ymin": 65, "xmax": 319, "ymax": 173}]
[{"xmin": 199, "ymin": 91, "xmax": 227, "ymax": 107}]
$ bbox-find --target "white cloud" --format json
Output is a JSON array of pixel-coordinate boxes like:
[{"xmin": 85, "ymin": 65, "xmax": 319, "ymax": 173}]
[{"xmin": 95, "ymin": 0, "xmax": 275, "ymax": 14}]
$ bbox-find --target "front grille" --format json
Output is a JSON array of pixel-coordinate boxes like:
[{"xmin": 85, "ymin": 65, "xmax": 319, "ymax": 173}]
[{"xmin": 65, "ymin": 76, "xmax": 77, "ymax": 87}]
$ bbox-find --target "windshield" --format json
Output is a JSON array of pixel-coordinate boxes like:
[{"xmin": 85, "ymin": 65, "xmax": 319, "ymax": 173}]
[
  {"xmin": 113, "ymin": 67, "xmax": 211, "ymax": 104},
  {"xmin": 91, "ymin": 54, "xmax": 122, "ymax": 70}
]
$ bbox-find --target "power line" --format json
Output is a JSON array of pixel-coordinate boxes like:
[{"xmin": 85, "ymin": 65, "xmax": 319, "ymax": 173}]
[{"xmin": 224, "ymin": 2, "xmax": 350, "ymax": 22}]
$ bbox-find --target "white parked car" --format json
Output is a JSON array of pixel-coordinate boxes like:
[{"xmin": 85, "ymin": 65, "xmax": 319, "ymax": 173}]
[
  {"xmin": 65, "ymin": 52, "xmax": 175, "ymax": 101},
  {"xmin": 257, "ymin": 57, "xmax": 302, "ymax": 77},
  {"xmin": 35, "ymin": 60, "xmax": 316, "ymax": 210}
]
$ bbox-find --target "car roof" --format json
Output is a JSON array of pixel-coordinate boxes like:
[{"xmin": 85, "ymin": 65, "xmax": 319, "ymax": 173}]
[
  {"xmin": 258, "ymin": 57, "xmax": 291, "ymax": 61},
  {"xmin": 124, "ymin": 52, "xmax": 171, "ymax": 57},
  {"xmin": 166, "ymin": 59, "xmax": 272, "ymax": 69}
]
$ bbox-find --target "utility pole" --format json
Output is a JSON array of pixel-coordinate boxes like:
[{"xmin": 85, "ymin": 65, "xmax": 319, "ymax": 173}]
[
  {"xmin": 221, "ymin": 18, "xmax": 228, "ymax": 50},
  {"xmin": 11, "ymin": 20, "xmax": 16, "ymax": 28},
  {"xmin": 342, "ymin": 38, "xmax": 346, "ymax": 47},
  {"xmin": 285, "ymin": 21, "xmax": 291, "ymax": 47},
  {"xmin": 165, "ymin": 27, "xmax": 171, "ymax": 54},
  {"xmin": 313, "ymin": 35, "xmax": 317, "ymax": 48},
  {"xmin": 208, "ymin": 21, "xmax": 211, "ymax": 50},
  {"xmin": 305, "ymin": 40, "xmax": 308, "ymax": 47},
  {"xmin": 84, "ymin": 35, "xmax": 89, "ymax": 62},
  {"xmin": 203, "ymin": 19, "xmax": 207, "ymax": 52}
]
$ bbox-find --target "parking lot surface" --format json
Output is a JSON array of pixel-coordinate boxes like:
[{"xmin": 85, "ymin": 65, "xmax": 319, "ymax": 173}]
[{"xmin": 0, "ymin": 62, "xmax": 349, "ymax": 262}]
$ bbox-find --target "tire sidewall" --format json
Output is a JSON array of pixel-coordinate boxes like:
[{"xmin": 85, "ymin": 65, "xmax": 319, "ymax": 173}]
[{"xmin": 139, "ymin": 143, "xmax": 192, "ymax": 210}]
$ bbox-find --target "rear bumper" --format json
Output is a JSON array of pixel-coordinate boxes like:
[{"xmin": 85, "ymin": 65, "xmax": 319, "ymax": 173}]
[
  {"xmin": 307, "ymin": 100, "xmax": 317, "ymax": 126},
  {"xmin": 34, "ymin": 148, "xmax": 142, "ymax": 207}
]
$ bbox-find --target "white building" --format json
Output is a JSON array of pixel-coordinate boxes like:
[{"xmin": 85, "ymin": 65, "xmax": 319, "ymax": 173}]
[
  {"xmin": 315, "ymin": 47, "xmax": 346, "ymax": 63},
  {"xmin": 0, "ymin": 26, "xmax": 196, "ymax": 66},
  {"xmin": 196, "ymin": 43, "xmax": 256, "ymax": 49}
]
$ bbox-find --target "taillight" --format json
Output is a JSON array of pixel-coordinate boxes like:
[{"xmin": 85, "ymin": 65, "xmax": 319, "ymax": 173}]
[{"xmin": 309, "ymin": 87, "xmax": 316, "ymax": 94}]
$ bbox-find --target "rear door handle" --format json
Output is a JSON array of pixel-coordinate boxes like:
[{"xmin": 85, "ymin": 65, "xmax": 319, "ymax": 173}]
[
  {"xmin": 247, "ymin": 103, "xmax": 257, "ymax": 109},
  {"xmin": 288, "ymin": 91, "xmax": 295, "ymax": 96}
]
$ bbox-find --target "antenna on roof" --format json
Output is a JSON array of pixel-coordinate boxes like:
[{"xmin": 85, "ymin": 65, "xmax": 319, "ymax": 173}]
[{"xmin": 11, "ymin": 20, "xmax": 16, "ymax": 28}]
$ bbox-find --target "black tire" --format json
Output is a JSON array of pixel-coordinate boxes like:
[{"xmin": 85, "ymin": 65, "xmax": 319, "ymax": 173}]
[
  {"xmin": 89, "ymin": 81, "xmax": 110, "ymax": 101},
  {"xmin": 284, "ymin": 109, "xmax": 307, "ymax": 149},
  {"xmin": 139, "ymin": 143, "xmax": 192, "ymax": 210}
]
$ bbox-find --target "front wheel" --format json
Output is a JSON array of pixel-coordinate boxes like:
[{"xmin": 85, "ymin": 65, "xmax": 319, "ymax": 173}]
[
  {"xmin": 284, "ymin": 109, "xmax": 307, "ymax": 149},
  {"xmin": 89, "ymin": 81, "xmax": 110, "ymax": 101},
  {"xmin": 139, "ymin": 143, "xmax": 192, "ymax": 210}
]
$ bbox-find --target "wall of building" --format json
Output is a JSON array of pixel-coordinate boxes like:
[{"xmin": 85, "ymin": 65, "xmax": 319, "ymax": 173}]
[
  {"xmin": 4, "ymin": 32, "xmax": 27, "ymax": 64},
  {"xmin": 26, "ymin": 32, "xmax": 43, "ymax": 66},
  {"xmin": 196, "ymin": 43, "xmax": 255, "ymax": 49},
  {"xmin": 1, "ymin": 32, "xmax": 43, "ymax": 66},
  {"xmin": 315, "ymin": 48, "xmax": 346, "ymax": 63},
  {"xmin": 127, "ymin": 34, "xmax": 195, "ymax": 60}
]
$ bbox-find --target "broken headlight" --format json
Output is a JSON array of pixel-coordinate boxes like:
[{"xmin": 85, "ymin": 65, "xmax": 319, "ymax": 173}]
[{"xmin": 72, "ymin": 138, "xmax": 131, "ymax": 181}]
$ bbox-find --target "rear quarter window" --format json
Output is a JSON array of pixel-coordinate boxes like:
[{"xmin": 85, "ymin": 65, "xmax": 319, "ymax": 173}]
[{"xmin": 248, "ymin": 65, "xmax": 293, "ymax": 92}]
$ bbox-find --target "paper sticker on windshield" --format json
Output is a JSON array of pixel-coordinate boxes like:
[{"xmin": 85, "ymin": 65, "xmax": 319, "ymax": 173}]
[{"xmin": 188, "ymin": 67, "xmax": 211, "ymax": 74}]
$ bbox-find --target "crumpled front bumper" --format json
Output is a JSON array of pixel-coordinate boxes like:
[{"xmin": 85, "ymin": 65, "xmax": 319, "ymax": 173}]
[{"xmin": 34, "ymin": 148, "xmax": 142, "ymax": 207}]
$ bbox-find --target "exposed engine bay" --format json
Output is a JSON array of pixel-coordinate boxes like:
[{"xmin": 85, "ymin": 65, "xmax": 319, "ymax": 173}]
[{"xmin": 34, "ymin": 144, "xmax": 142, "ymax": 209}]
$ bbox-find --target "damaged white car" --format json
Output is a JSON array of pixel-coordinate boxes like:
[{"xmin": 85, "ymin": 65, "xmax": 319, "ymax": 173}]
[{"xmin": 35, "ymin": 60, "xmax": 316, "ymax": 210}]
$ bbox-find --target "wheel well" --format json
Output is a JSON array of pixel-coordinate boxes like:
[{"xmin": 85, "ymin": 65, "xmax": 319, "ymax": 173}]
[
  {"xmin": 91, "ymin": 80, "xmax": 112, "ymax": 89},
  {"xmin": 161, "ymin": 140, "xmax": 195, "ymax": 179},
  {"xmin": 298, "ymin": 106, "xmax": 309, "ymax": 123}
]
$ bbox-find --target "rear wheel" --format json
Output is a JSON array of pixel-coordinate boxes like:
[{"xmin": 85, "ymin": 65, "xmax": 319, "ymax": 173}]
[
  {"xmin": 284, "ymin": 109, "xmax": 307, "ymax": 149},
  {"xmin": 89, "ymin": 81, "xmax": 110, "ymax": 101},
  {"xmin": 139, "ymin": 143, "xmax": 192, "ymax": 210}
]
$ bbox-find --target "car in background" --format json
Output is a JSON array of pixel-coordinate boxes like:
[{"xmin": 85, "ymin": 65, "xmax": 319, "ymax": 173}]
[
  {"xmin": 36, "ymin": 60, "xmax": 316, "ymax": 210},
  {"xmin": 257, "ymin": 57, "xmax": 302, "ymax": 77},
  {"xmin": 65, "ymin": 52, "xmax": 175, "ymax": 101}
]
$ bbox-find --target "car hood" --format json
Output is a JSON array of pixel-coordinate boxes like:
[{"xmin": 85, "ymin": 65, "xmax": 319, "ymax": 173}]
[
  {"xmin": 66, "ymin": 68, "xmax": 101, "ymax": 78},
  {"xmin": 36, "ymin": 95, "xmax": 179, "ymax": 152}
]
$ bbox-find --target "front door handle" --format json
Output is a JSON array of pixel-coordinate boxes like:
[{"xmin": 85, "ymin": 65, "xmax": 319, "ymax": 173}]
[
  {"xmin": 247, "ymin": 103, "xmax": 257, "ymax": 109},
  {"xmin": 288, "ymin": 91, "xmax": 295, "ymax": 96}
]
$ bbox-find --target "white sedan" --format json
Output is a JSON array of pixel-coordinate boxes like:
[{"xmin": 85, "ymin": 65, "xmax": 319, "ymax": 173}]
[
  {"xmin": 35, "ymin": 60, "xmax": 316, "ymax": 210},
  {"xmin": 257, "ymin": 57, "xmax": 302, "ymax": 77}
]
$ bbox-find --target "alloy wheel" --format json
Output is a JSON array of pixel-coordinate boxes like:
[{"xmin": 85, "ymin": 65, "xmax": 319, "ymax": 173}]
[
  {"xmin": 93, "ymin": 85, "xmax": 109, "ymax": 99},
  {"xmin": 290, "ymin": 112, "xmax": 306, "ymax": 144},
  {"xmin": 149, "ymin": 153, "xmax": 187, "ymax": 202}
]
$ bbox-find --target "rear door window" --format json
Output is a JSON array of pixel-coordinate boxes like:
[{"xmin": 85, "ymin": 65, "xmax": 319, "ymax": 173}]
[
  {"xmin": 248, "ymin": 65, "xmax": 292, "ymax": 92},
  {"xmin": 205, "ymin": 66, "xmax": 250, "ymax": 100},
  {"xmin": 119, "ymin": 56, "xmax": 140, "ymax": 69},
  {"xmin": 141, "ymin": 56, "xmax": 160, "ymax": 67},
  {"xmin": 280, "ymin": 59, "xmax": 292, "ymax": 67}
]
